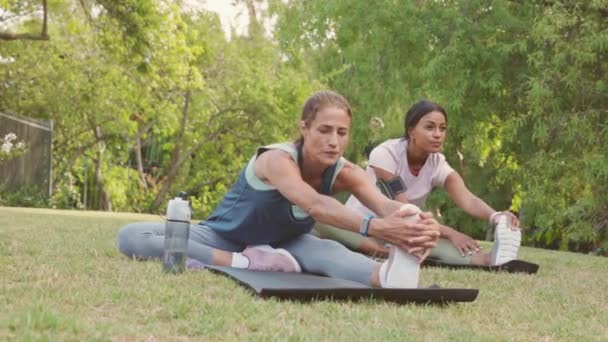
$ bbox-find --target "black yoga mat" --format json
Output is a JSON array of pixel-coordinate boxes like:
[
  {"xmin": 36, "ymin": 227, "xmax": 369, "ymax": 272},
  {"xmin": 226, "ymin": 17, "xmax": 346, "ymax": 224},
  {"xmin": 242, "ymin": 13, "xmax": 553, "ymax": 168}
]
[
  {"xmin": 207, "ymin": 266, "xmax": 478, "ymax": 304},
  {"xmin": 421, "ymin": 259, "xmax": 539, "ymax": 274}
]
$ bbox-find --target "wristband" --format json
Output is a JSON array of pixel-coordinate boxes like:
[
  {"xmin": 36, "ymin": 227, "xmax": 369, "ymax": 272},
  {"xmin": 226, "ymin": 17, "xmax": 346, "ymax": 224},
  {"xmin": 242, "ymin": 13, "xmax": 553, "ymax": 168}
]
[{"xmin": 359, "ymin": 214, "xmax": 374, "ymax": 236}]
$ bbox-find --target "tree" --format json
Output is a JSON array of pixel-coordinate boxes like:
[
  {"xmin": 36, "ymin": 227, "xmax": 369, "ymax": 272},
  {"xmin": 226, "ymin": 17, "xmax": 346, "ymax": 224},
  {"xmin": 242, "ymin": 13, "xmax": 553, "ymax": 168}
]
[
  {"xmin": 1, "ymin": 0, "xmax": 319, "ymax": 218},
  {"xmin": 0, "ymin": 0, "xmax": 49, "ymax": 40},
  {"xmin": 274, "ymin": 0, "xmax": 608, "ymax": 251}
]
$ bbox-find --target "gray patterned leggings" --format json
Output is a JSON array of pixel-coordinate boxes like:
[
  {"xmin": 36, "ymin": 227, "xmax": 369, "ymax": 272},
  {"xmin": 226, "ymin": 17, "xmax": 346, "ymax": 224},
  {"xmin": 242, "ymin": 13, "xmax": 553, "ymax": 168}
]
[{"xmin": 116, "ymin": 222, "xmax": 379, "ymax": 285}]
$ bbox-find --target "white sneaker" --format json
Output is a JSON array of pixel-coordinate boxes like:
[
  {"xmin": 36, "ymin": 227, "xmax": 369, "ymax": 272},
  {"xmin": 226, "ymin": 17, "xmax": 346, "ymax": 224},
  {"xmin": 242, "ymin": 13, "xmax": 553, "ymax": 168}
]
[
  {"xmin": 381, "ymin": 204, "xmax": 422, "ymax": 288},
  {"xmin": 491, "ymin": 215, "xmax": 521, "ymax": 265},
  {"xmin": 382, "ymin": 246, "xmax": 420, "ymax": 288}
]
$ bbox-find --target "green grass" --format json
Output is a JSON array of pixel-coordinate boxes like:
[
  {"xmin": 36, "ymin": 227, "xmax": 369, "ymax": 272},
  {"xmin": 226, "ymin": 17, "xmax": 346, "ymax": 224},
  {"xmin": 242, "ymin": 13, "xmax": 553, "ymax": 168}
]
[{"xmin": 1, "ymin": 206, "xmax": 606, "ymax": 341}]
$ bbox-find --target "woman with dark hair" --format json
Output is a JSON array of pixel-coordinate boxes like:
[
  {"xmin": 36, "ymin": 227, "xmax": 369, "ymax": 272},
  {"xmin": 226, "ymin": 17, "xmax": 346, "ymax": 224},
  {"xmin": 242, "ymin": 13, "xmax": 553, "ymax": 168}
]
[
  {"xmin": 117, "ymin": 91, "xmax": 441, "ymax": 288},
  {"xmin": 315, "ymin": 100, "xmax": 521, "ymax": 266}
]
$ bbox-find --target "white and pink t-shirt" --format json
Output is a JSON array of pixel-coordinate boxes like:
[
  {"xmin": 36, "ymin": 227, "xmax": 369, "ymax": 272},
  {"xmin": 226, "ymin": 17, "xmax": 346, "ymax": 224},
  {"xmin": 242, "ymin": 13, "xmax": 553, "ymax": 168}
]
[{"xmin": 345, "ymin": 138, "xmax": 455, "ymax": 216}]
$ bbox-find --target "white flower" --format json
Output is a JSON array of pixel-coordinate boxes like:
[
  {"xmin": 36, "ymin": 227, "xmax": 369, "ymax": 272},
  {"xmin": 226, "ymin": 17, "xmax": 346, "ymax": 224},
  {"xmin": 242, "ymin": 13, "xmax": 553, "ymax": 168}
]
[
  {"xmin": 1, "ymin": 141, "xmax": 12, "ymax": 154},
  {"xmin": 16, "ymin": 141, "xmax": 25, "ymax": 149},
  {"xmin": 369, "ymin": 116, "xmax": 385, "ymax": 130},
  {"xmin": 4, "ymin": 133, "xmax": 17, "ymax": 142}
]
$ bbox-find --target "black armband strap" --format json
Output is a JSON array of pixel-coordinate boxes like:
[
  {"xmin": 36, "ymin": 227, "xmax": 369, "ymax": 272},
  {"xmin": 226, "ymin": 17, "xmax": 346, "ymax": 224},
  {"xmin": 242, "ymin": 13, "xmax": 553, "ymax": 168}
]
[{"xmin": 376, "ymin": 176, "xmax": 407, "ymax": 200}]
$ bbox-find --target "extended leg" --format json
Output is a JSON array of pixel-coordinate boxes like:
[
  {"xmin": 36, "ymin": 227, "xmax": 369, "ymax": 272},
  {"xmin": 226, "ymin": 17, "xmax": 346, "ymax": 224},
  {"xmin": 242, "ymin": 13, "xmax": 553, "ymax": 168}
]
[
  {"xmin": 116, "ymin": 222, "xmax": 242, "ymax": 265},
  {"xmin": 314, "ymin": 222, "xmax": 389, "ymax": 257},
  {"xmin": 429, "ymin": 238, "xmax": 491, "ymax": 265},
  {"xmin": 277, "ymin": 233, "xmax": 381, "ymax": 286}
]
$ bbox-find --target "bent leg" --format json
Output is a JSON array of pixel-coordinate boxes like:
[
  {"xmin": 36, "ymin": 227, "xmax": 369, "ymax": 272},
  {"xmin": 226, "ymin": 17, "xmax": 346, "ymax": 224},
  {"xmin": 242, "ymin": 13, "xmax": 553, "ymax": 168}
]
[
  {"xmin": 314, "ymin": 223, "xmax": 389, "ymax": 257},
  {"xmin": 314, "ymin": 223, "xmax": 366, "ymax": 250},
  {"xmin": 116, "ymin": 222, "xmax": 243, "ymax": 265},
  {"xmin": 430, "ymin": 238, "xmax": 492, "ymax": 265},
  {"xmin": 429, "ymin": 238, "xmax": 476, "ymax": 265},
  {"xmin": 277, "ymin": 234, "xmax": 379, "ymax": 286},
  {"xmin": 116, "ymin": 222, "xmax": 166, "ymax": 260}
]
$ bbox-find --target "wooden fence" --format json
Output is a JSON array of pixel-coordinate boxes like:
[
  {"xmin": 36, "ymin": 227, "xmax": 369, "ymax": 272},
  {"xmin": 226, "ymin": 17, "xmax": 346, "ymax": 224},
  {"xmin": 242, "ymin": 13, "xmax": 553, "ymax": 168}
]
[{"xmin": 0, "ymin": 112, "xmax": 53, "ymax": 196}]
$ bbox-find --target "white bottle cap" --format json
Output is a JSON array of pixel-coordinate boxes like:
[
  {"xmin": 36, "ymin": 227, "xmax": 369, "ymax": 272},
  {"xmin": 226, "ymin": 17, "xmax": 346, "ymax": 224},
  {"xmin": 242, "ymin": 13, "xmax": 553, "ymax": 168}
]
[{"xmin": 167, "ymin": 197, "xmax": 191, "ymax": 222}]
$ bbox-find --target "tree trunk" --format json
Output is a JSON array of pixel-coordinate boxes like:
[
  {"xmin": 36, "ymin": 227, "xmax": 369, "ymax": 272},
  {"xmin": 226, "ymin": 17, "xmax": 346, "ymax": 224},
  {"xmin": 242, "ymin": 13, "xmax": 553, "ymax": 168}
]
[
  {"xmin": 94, "ymin": 126, "xmax": 112, "ymax": 211},
  {"xmin": 243, "ymin": 0, "xmax": 262, "ymax": 37},
  {"xmin": 52, "ymin": 139, "xmax": 98, "ymax": 192},
  {"xmin": 0, "ymin": 0, "xmax": 49, "ymax": 41},
  {"xmin": 135, "ymin": 135, "xmax": 148, "ymax": 189},
  {"xmin": 131, "ymin": 119, "xmax": 156, "ymax": 189},
  {"xmin": 150, "ymin": 87, "xmax": 192, "ymax": 212}
]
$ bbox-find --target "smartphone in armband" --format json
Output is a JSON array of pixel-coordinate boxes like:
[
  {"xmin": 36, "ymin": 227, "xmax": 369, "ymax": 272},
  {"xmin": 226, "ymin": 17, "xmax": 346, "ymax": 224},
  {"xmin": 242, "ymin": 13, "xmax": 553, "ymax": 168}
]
[{"xmin": 376, "ymin": 176, "xmax": 406, "ymax": 200}]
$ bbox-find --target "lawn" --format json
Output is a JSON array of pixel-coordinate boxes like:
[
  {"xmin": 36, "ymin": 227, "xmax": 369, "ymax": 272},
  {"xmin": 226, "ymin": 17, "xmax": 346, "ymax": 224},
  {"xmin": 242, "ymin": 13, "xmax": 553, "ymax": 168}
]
[{"xmin": 1, "ymin": 206, "xmax": 606, "ymax": 340}]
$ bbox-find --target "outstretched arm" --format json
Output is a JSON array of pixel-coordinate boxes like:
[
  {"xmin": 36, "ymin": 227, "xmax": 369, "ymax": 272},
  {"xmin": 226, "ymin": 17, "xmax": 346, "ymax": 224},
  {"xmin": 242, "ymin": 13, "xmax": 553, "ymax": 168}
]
[
  {"xmin": 255, "ymin": 150, "xmax": 439, "ymax": 251},
  {"xmin": 256, "ymin": 150, "xmax": 363, "ymax": 235},
  {"xmin": 444, "ymin": 171, "xmax": 519, "ymax": 228},
  {"xmin": 444, "ymin": 171, "xmax": 495, "ymax": 220},
  {"xmin": 334, "ymin": 162, "xmax": 440, "ymax": 254},
  {"xmin": 337, "ymin": 164, "xmax": 404, "ymax": 218},
  {"xmin": 371, "ymin": 165, "xmax": 476, "ymax": 254}
]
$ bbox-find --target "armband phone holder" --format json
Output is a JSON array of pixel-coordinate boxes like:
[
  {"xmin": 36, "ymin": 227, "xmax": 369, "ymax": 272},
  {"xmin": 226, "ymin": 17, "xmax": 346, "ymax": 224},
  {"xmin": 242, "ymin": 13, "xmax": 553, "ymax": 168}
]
[{"xmin": 376, "ymin": 176, "xmax": 406, "ymax": 200}]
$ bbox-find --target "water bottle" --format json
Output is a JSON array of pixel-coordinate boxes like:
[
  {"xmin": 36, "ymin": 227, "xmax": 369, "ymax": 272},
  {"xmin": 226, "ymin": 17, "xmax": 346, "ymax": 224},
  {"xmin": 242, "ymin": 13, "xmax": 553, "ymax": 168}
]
[
  {"xmin": 162, "ymin": 192, "xmax": 191, "ymax": 274},
  {"xmin": 385, "ymin": 204, "xmax": 422, "ymax": 288}
]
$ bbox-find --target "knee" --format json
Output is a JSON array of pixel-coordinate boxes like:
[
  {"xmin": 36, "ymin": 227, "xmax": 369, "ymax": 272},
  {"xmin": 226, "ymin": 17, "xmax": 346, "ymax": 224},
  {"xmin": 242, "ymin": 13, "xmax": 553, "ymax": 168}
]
[{"xmin": 116, "ymin": 223, "xmax": 142, "ymax": 257}]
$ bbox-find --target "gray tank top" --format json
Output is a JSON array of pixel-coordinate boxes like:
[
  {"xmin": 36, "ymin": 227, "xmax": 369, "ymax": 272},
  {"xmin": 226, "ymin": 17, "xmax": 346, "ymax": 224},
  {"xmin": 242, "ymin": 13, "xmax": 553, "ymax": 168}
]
[{"xmin": 202, "ymin": 143, "xmax": 345, "ymax": 245}]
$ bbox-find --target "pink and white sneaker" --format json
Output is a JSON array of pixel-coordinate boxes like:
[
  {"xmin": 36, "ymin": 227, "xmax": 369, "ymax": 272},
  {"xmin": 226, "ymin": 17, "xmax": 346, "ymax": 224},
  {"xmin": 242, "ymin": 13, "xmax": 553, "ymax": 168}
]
[{"xmin": 242, "ymin": 245, "xmax": 302, "ymax": 273}]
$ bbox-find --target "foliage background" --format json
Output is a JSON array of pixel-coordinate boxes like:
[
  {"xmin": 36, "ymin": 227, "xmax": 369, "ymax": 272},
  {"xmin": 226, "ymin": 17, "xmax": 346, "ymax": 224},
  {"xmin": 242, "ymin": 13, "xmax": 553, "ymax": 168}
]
[{"xmin": 1, "ymin": 0, "xmax": 606, "ymax": 253}]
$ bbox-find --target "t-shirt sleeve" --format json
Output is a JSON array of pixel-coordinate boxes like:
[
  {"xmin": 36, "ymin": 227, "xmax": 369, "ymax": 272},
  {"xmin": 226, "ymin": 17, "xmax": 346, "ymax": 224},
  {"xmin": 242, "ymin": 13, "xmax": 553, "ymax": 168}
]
[
  {"xmin": 432, "ymin": 154, "xmax": 455, "ymax": 187},
  {"xmin": 368, "ymin": 143, "xmax": 399, "ymax": 175}
]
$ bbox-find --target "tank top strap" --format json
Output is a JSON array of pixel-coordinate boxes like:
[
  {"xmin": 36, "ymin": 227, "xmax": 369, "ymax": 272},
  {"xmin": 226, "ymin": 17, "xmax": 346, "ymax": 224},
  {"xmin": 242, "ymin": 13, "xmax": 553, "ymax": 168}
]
[{"xmin": 254, "ymin": 142, "xmax": 345, "ymax": 195}]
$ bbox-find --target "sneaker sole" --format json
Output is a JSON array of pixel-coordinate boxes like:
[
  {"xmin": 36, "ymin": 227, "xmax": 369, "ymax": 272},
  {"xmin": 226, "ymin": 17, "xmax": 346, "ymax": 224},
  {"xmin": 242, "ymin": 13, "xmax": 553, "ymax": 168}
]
[{"xmin": 491, "ymin": 218, "xmax": 521, "ymax": 265}]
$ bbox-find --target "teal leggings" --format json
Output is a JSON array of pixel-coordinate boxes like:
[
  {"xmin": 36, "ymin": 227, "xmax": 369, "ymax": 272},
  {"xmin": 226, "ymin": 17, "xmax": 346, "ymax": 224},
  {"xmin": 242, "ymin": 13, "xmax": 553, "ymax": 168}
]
[{"xmin": 314, "ymin": 223, "xmax": 473, "ymax": 265}]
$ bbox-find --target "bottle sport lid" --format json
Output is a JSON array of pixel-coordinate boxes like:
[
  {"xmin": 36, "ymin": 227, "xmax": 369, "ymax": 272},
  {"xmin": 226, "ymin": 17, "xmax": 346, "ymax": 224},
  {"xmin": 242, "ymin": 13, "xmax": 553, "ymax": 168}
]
[{"xmin": 166, "ymin": 192, "xmax": 191, "ymax": 222}]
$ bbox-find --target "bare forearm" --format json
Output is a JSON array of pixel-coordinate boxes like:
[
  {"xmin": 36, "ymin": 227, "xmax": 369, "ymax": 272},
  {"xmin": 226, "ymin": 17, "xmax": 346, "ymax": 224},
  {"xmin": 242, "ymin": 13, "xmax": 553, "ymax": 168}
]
[
  {"xmin": 376, "ymin": 192, "xmax": 409, "ymax": 217},
  {"xmin": 439, "ymin": 224, "xmax": 456, "ymax": 238},
  {"xmin": 377, "ymin": 199, "xmax": 404, "ymax": 217},
  {"xmin": 357, "ymin": 193, "xmax": 405, "ymax": 218},
  {"xmin": 461, "ymin": 196, "xmax": 495, "ymax": 221},
  {"xmin": 307, "ymin": 195, "xmax": 366, "ymax": 234}
]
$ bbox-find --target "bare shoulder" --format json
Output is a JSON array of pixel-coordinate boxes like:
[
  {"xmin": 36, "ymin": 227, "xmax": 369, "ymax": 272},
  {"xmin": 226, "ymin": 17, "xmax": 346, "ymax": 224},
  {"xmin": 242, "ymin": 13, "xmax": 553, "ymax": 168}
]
[
  {"xmin": 255, "ymin": 148, "xmax": 298, "ymax": 182},
  {"xmin": 256, "ymin": 148, "xmax": 293, "ymax": 164},
  {"xmin": 337, "ymin": 159, "xmax": 360, "ymax": 175}
]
